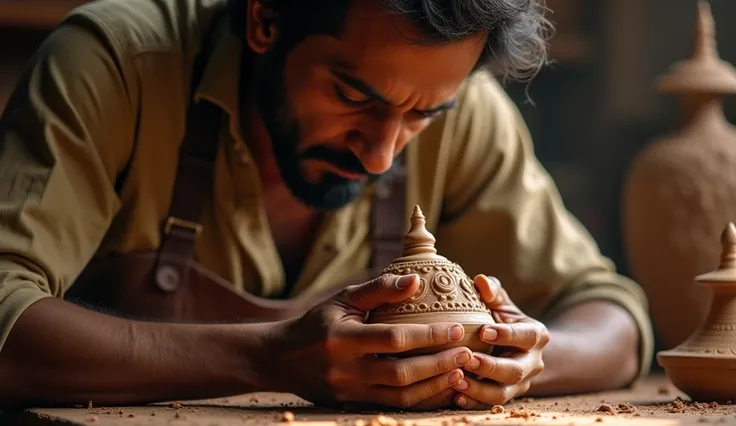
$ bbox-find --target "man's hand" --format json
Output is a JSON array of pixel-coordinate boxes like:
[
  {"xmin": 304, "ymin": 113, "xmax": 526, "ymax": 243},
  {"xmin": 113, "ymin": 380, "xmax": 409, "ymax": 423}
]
[
  {"xmin": 261, "ymin": 274, "xmax": 472, "ymax": 410},
  {"xmin": 451, "ymin": 275, "xmax": 549, "ymax": 409}
]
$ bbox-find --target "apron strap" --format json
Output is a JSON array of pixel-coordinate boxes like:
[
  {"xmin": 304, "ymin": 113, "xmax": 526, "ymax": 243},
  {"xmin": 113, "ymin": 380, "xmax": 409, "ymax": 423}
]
[{"xmin": 153, "ymin": 13, "xmax": 225, "ymax": 292}]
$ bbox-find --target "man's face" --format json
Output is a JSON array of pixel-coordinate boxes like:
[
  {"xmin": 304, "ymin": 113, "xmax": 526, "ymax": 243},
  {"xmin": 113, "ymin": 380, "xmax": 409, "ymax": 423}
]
[{"xmin": 247, "ymin": 0, "xmax": 486, "ymax": 210}]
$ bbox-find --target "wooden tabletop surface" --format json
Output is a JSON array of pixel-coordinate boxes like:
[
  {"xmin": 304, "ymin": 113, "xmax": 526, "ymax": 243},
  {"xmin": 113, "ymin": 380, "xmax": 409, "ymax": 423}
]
[{"xmin": 2, "ymin": 373, "xmax": 735, "ymax": 426}]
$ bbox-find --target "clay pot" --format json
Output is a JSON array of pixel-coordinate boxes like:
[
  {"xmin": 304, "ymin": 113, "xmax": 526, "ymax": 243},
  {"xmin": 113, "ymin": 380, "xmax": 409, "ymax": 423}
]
[
  {"xmin": 621, "ymin": 1, "xmax": 736, "ymax": 350},
  {"xmin": 367, "ymin": 205, "xmax": 495, "ymax": 357},
  {"xmin": 657, "ymin": 223, "xmax": 736, "ymax": 401}
]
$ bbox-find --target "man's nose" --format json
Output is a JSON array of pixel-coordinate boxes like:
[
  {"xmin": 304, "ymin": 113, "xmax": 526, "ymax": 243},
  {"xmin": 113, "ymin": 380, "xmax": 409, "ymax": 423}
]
[{"xmin": 350, "ymin": 116, "xmax": 409, "ymax": 175}]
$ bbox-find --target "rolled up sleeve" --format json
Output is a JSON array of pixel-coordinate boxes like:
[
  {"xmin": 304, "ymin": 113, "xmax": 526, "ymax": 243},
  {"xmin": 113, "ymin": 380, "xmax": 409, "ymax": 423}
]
[
  {"xmin": 434, "ymin": 72, "xmax": 654, "ymax": 380},
  {"xmin": 0, "ymin": 18, "xmax": 136, "ymax": 351}
]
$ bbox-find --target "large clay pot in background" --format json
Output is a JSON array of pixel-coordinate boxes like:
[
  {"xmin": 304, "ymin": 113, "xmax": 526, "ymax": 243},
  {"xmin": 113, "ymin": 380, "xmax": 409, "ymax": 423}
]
[{"xmin": 622, "ymin": 1, "xmax": 736, "ymax": 350}]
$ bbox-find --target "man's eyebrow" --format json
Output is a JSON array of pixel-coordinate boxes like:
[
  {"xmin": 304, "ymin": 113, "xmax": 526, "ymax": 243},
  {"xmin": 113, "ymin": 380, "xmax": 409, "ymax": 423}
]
[
  {"xmin": 333, "ymin": 70, "xmax": 390, "ymax": 104},
  {"xmin": 332, "ymin": 70, "xmax": 456, "ymax": 115}
]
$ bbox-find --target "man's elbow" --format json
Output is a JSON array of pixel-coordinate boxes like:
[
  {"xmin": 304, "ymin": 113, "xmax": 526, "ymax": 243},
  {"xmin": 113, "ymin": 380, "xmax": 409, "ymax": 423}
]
[{"xmin": 605, "ymin": 305, "xmax": 643, "ymax": 390}]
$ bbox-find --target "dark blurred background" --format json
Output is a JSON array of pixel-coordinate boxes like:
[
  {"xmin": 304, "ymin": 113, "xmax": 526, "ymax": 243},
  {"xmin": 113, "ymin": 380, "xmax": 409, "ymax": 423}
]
[{"xmin": 1, "ymin": 0, "xmax": 735, "ymax": 344}]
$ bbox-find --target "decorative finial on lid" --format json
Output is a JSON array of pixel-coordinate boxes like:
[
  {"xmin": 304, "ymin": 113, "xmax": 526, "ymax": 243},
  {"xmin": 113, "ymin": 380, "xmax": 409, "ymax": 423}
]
[
  {"xmin": 693, "ymin": 0, "xmax": 717, "ymax": 59},
  {"xmin": 655, "ymin": 0, "xmax": 736, "ymax": 95},
  {"xmin": 695, "ymin": 222, "xmax": 736, "ymax": 283},
  {"xmin": 401, "ymin": 205, "xmax": 437, "ymax": 258},
  {"xmin": 719, "ymin": 222, "xmax": 736, "ymax": 269}
]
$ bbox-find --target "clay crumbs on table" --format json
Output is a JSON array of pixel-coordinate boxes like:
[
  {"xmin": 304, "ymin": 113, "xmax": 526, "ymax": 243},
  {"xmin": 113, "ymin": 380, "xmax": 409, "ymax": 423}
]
[
  {"xmin": 664, "ymin": 397, "xmax": 736, "ymax": 415},
  {"xmin": 595, "ymin": 402, "xmax": 638, "ymax": 415},
  {"xmin": 282, "ymin": 411, "xmax": 295, "ymax": 422},
  {"xmin": 507, "ymin": 408, "xmax": 540, "ymax": 419}
]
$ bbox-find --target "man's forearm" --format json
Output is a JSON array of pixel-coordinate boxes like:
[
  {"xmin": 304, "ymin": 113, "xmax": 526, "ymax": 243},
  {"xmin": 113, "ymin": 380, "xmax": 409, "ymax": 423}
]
[
  {"xmin": 0, "ymin": 297, "xmax": 273, "ymax": 408},
  {"xmin": 527, "ymin": 301, "xmax": 640, "ymax": 396}
]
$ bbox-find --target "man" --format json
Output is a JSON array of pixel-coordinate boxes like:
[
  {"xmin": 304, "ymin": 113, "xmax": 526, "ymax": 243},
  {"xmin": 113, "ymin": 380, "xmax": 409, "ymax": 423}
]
[{"xmin": 0, "ymin": 0, "xmax": 653, "ymax": 411}]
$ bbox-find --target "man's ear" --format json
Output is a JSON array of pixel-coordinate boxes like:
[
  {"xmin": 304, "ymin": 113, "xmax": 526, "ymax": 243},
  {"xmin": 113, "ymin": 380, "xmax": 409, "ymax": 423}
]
[{"xmin": 245, "ymin": 0, "xmax": 280, "ymax": 53}]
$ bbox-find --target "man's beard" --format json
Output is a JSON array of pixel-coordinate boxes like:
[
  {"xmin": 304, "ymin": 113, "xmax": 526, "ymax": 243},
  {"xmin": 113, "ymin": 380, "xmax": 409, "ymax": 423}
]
[{"xmin": 250, "ymin": 44, "xmax": 388, "ymax": 211}]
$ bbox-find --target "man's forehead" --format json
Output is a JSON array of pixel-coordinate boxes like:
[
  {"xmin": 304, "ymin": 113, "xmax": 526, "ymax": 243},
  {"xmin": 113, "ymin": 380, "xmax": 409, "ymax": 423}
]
[{"xmin": 322, "ymin": 6, "xmax": 487, "ymax": 92}]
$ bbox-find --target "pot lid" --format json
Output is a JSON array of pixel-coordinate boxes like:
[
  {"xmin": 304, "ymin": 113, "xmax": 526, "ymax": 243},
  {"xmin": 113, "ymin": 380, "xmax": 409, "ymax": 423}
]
[{"xmin": 656, "ymin": 1, "xmax": 736, "ymax": 95}]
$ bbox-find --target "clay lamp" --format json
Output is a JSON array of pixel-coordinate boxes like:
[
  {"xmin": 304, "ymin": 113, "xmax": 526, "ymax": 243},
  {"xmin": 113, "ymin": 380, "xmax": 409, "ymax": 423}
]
[
  {"xmin": 657, "ymin": 222, "xmax": 736, "ymax": 401},
  {"xmin": 367, "ymin": 205, "xmax": 495, "ymax": 357}
]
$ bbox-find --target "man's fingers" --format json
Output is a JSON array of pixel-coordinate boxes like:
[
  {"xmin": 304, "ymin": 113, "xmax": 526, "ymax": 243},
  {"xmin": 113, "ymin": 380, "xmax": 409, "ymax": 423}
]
[
  {"xmin": 454, "ymin": 393, "xmax": 484, "ymax": 410},
  {"xmin": 479, "ymin": 322, "xmax": 549, "ymax": 351},
  {"xmin": 408, "ymin": 388, "xmax": 457, "ymax": 411},
  {"xmin": 341, "ymin": 274, "xmax": 420, "ymax": 312},
  {"xmin": 371, "ymin": 369, "xmax": 465, "ymax": 409},
  {"xmin": 473, "ymin": 275, "xmax": 502, "ymax": 305},
  {"xmin": 451, "ymin": 376, "xmax": 531, "ymax": 408},
  {"xmin": 463, "ymin": 352, "xmax": 542, "ymax": 385},
  {"xmin": 363, "ymin": 347, "xmax": 472, "ymax": 386},
  {"xmin": 334, "ymin": 322, "xmax": 465, "ymax": 354}
]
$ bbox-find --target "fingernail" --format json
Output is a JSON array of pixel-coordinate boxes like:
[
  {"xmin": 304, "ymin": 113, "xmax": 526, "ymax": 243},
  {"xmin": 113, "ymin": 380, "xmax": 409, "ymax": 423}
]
[
  {"xmin": 466, "ymin": 356, "xmax": 480, "ymax": 371},
  {"xmin": 457, "ymin": 395, "xmax": 468, "ymax": 406},
  {"xmin": 448, "ymin": 371, "xmax": 463, "ymax": 385},
  {"xmin": 482, "ymin": 327, "xmax": 498, "ymax": 341},
  {"xmin": 454, "ymin": 380, "xmax": 469, "ymax": 391},
  {"xmin": 396, "ymin": 274, "xmax": 417, "ymax": 288},
  {"xmin": 455, "ymin": 352, "xmax": 470, "ymax": 366},
  {"xmin": 448, "ymin": 325, "xmax": 464, "ymax": 341}
]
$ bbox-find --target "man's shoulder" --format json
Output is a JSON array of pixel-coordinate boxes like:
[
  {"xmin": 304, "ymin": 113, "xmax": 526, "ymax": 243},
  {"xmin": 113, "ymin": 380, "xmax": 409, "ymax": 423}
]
[
  {"xmin": 454, "ymin": 70, "xmax": 523, "ymax": 137},
  {"xmin": 64, "ymin": 0, "xmax": 228, "ymax": 57}
]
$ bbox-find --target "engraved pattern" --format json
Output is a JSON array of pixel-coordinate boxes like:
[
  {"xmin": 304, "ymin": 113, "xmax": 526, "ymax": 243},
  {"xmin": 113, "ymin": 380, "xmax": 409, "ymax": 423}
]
[
  {"xmin": 460, "ymin": 276, "xmax": 478, "ymax": 300},
  {"xmin": 408, "ymin": 277, "xmax": 429, "ymax": 302},
  {"xmin": 710, "ymin": 324, "xmax": 736, "ymax": 331},
  {"xmin": 371, "ymin": 259, "xmax": 491, "ymax": 316},
  {"xmin": 673, "ymin": 278, "xmax": 736, "ymax": 358},
  {"xmin": 368, "ymin": 205, "xmax": 494, "ymax": 323},
  {"xmin": 432, "ymin": 272, "xmax": 457, "ymax": 302},
  {"xmin": 675, "ymin": 327, "xmax": 735, "ymax": 355}
]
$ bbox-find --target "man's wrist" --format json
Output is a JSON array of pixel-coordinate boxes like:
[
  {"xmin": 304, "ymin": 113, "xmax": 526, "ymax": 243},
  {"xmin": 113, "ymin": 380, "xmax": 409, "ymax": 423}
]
[{"xmin": 224, "ymin": 319, "xmax": 290, "ymax": 394}]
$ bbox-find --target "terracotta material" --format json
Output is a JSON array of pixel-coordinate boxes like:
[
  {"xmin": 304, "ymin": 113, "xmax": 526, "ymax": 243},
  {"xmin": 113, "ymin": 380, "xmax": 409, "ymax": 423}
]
[
  {"xmin": 657, "ymin": 222, "xmax": 736, "ymax": 401},
  {"xmin": 367, "ymin": 205, "xmax": 495, "ymax": 357},
  {"xmin": 622, "ymin": 0, "xmax": 736, "ymax": 350}
]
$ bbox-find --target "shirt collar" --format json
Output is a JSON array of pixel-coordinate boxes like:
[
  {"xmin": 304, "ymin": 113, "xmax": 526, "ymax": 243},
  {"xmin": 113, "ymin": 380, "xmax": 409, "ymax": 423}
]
[{"xmin": 193, "ymin": 15, "xmax": 244, "ymax": 144}]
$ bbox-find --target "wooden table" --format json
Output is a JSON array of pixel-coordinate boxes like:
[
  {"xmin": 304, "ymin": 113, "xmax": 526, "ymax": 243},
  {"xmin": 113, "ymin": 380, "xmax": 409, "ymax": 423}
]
[{"xmin": 3, "ymin": 374, "xmax": 735, "ymax": 426}]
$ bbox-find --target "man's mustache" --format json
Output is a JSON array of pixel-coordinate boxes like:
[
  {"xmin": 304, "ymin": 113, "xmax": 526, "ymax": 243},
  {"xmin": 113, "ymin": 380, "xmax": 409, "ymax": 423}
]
[{"xmin": 300, "ymin": 145, "xmax": 376, "ymax": 178}]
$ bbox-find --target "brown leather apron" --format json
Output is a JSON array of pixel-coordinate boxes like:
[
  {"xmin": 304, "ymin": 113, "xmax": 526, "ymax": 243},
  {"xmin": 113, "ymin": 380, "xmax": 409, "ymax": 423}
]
[{"xmin": 63, "ymin": 15, "xmax": 407, "ymax": 323}]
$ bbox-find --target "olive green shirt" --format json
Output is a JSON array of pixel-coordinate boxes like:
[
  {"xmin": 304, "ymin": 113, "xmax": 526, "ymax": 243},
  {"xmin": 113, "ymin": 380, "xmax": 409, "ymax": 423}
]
[{"xmin": 0, "ymin": 0, "xmax": 653, "ymax": 379}]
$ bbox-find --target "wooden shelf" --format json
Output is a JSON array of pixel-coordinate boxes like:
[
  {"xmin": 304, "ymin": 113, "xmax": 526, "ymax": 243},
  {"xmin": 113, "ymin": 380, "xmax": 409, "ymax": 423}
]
[{"xmin": 0, "ymin": 0, "xmax": 90, "ymax": 29}]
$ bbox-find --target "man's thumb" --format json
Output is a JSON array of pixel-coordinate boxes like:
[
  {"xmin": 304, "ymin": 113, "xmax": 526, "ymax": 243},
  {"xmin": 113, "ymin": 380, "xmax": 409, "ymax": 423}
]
[{"xmin": 342, "ymin": 274, "xmax": 420, "ymax": 312}]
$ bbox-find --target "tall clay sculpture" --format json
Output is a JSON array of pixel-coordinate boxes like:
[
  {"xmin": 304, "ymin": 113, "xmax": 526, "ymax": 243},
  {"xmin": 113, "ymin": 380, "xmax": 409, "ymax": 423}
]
[
  {"xmin": 367, "ymin": 205, "xmax": 495, "ymax": 357},
  {"xmin": 657, "ymin": 222, "xmax": 736, "ymax": 401},
  {"xmin": 622, "ymin": 0, "xmax": 736, "ymax": 350}
]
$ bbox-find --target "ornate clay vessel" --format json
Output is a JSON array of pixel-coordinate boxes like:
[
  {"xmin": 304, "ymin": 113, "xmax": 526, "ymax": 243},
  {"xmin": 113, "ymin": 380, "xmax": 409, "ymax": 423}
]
[
  {"xmin": 657, "ymin": 222, "xmax": 736, "ymax": 401},
  {"xmin": 621, "ymin": 0, "xmax": 736, "ymax": 350},
  {"xmin": 367, "ymin": 205, "xmax": 495, "ymax": 357}
]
